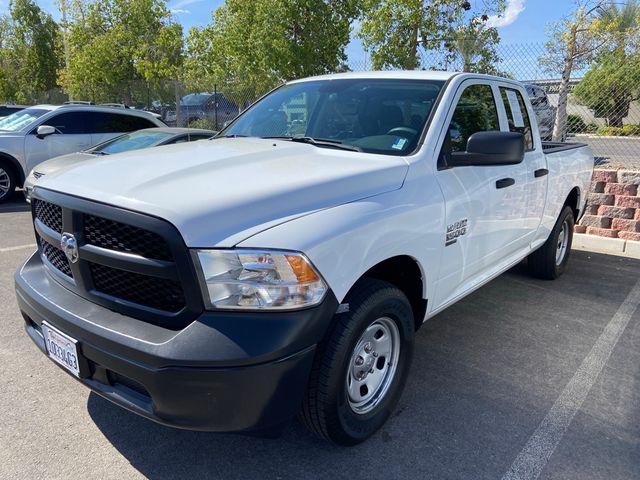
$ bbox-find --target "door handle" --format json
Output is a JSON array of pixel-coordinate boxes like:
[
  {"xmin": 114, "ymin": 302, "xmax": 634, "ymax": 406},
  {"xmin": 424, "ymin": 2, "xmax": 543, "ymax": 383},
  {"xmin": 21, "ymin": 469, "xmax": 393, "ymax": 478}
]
[
  {"xmin": 534, "ymin": 168, "xmax": 549, "ymax": 178},
  {"xmin": 496, "ymin": 178, "xmax": 515, "ymax": 189}
]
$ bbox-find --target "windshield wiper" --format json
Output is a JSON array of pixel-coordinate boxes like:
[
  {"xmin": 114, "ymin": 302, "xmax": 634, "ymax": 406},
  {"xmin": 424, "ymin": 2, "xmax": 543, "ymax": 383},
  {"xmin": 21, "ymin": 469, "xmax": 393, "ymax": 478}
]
[
  {"xmin": 213, "ymin": 134, "xmax": 248, "ymax": 139},
  {"xmin": 90, "ymin": 151, "xmax": 109, "ymax": 155},
  {"xmin": 262, "ymin": 136, "xmax": 362, "ymax": 152}
]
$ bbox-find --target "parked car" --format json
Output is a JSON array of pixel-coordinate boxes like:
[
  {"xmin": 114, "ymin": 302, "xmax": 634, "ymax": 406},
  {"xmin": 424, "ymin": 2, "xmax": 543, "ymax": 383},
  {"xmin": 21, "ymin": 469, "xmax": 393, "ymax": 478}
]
[
  {"xmin": 16, "ymin": 72, "xmax": 593, "ymax": 445},
  {"xmin": 0, "ymin": 104, "xmax": 166, "ymax": 202},
  {"xmin": 164, "ymin": 92, "xmax": 239, "ymax": 129},
  {"xmin": 0, "ymin": 104, "xmax": 26, "ymax": 120},
  {"xmin": 524, "ymin": 83, "xmax": 556, "ymax": 141},
  {"xmin": 23, "ymin": 127, "xmax": 215, "ymax": 201}
]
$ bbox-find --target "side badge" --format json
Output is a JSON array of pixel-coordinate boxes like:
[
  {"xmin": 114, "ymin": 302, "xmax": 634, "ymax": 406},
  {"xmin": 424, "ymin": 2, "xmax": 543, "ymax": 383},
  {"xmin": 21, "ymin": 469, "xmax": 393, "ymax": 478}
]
[{"xmin": 445, "ymin": 219, "xmax": 468, "ymax": 246}]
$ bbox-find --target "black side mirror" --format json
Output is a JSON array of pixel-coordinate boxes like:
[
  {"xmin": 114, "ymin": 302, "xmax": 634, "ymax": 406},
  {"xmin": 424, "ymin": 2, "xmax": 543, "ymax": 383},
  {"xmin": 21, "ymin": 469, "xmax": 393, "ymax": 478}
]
[{"xmin": 447, "ymin": 131, "xmax": 524, "ymax": 167}]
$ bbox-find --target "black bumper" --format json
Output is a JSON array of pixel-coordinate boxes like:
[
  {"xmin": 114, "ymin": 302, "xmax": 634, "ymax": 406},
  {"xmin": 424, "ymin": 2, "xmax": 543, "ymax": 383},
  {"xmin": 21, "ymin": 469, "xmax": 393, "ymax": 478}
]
[{"xmin": 16, "ymin": 252, "xmax": 338, "ymax": 433}]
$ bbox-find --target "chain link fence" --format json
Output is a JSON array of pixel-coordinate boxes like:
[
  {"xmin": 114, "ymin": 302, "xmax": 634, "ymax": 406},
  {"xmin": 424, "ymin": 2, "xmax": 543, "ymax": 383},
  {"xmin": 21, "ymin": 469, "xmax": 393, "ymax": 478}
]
[{"xmin": 2, "ymin": 42, "xmax": 638, "ymax": 170}]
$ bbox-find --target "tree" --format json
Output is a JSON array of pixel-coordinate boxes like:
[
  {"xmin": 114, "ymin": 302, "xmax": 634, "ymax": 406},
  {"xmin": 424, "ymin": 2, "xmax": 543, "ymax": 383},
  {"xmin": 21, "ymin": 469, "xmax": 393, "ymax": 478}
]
[
  {"xmin": 0, "ymin": 0, "xmax": 61, "ymax": 103},
  {"xmin": 441, "ymin": 17, "xmax": 503, "ymax": 74},
  {"xmin": 573, "ymin": 0, "xmax": 640, "ymax": 127},
  {"xmin": 61, "ymin": 0, "xmax": 183, "ymax": 105},
  {"xmin": 184, "ymin": 0, "xmax": 361, "ymax": 106},
  {"xmin": 540, "ymin": 0, "xmax": 612, "ymax": 141},
  {"xmin": 357, "ymin": 0, "xmax": 504, "ymax": 70},
  {"xmin": 573, "ymin": 52, "xmax": 640, "ymax": 127}
]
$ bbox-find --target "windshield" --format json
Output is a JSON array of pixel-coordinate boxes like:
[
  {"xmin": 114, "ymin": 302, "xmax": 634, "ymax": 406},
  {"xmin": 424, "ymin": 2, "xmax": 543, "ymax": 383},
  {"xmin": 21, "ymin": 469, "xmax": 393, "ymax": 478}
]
[
  {"xmin": 0, "ymin": 108, "xmax": 49, "ymax": 132},
  {"xmin": 222, "ymin": 78, "xmax": 444, "ymax": 155},
  {"xmin": 181, "ymin": 93, "xmax": 211, "ymax": 106},
  {"xmin": 92, "ymin": 130, "xmax": 173, "ymax": 154}
]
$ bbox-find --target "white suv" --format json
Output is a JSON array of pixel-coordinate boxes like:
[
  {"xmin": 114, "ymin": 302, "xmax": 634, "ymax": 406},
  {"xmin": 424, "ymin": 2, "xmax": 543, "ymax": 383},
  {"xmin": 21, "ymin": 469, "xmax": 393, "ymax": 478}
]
[{"xmin": 0, "ymin": 104, "xmax": 165, "ymax": 202}]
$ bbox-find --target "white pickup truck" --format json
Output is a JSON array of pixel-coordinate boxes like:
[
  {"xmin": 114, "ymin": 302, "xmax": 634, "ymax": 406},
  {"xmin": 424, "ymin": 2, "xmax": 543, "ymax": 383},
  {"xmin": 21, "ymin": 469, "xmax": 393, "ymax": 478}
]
[{"xmin": 15, "ymin": 71, "xmax": 593, "ymax": 445}]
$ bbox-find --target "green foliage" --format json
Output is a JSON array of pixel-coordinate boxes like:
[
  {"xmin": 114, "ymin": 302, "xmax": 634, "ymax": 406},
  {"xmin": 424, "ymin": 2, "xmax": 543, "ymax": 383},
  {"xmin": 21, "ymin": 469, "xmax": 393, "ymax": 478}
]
[
  {"xmin": 573, "ymin": 52, "xmax": 640, "ymax": 127},
  {"xmin": 184, "ymin": 0, "xmax": 361, "ymax": 105},
  {"xmin": 566, "ymin": 114, "xmax": 587, "ymax": 133},
  {"xmin": 0, "ymin": 0, "xmax": 61, "ymax": 103},
  {"xmin": 61, "ymin": 0, "xmax": 183, "ymax": 105},
  {"xmin": 186, "ymin": 118, "xmax": 217, "ymax": 131},
  {"xmin": 358, "ymin": 0, "xmax": 505, "ymax": 71},
  {"xmin": 572, "ymin": 1, "xmax": 640, "ymax": 128},
  {"xmin": 596, "ymin": 124, "xmax": 640, "ymax": 136}
]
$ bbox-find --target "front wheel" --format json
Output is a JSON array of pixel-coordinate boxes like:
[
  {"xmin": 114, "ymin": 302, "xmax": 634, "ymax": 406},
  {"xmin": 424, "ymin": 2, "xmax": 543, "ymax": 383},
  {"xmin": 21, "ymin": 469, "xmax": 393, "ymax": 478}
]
[
  {"xmin": 528, "ymin": 205, "xmax": 575, "ymax": 279},
  {"xmin": 0, "ymin": 161, "xmax": 16, "ymax": 203},
  {"xmin": 299, "ymin": 278, "xmax": 414, "ymax": 445}
]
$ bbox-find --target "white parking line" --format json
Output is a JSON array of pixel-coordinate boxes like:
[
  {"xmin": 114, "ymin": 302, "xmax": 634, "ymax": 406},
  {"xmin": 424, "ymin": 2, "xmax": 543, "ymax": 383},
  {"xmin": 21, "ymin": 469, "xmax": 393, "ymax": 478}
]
[
  {"xmin": 0, "ymin": 244, "xmax": 37, "ymax": 253},
  {"xmin": 502, "ymin": 278, "xmax": 640, "ymax": 480}
]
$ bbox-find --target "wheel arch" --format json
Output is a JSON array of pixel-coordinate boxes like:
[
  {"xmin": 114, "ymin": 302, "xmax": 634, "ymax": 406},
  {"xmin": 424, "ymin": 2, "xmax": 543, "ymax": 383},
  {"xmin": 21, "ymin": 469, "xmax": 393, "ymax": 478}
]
[
  {"xmin": 0, "ymin": 152, "xmax": 24, "ymax": 187},
  {"xmin": 564, "ymin": 186, "xmax": 581, "ymax": 220},
  {"xmin": 351, "ymin": 255, "xmax": 427, "ymax": 331}
]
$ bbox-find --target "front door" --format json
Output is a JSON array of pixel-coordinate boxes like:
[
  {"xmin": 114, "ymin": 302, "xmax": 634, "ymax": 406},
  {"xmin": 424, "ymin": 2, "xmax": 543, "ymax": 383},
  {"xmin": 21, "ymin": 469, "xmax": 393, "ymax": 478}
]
[
  {"xmin": 433, "ymin": 81, "xmax": 529, "ymax": 308},
  {"xmin": 24, "ymin": 111, "xmax": 94, "ymax": 171}
]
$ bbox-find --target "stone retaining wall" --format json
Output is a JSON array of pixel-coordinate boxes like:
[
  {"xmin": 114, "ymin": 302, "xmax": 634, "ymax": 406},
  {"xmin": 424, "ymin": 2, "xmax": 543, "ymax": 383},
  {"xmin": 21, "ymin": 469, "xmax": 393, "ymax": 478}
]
[{"xmin": 577, "ymin": 170, "xmax": 640, "ymax": 242}]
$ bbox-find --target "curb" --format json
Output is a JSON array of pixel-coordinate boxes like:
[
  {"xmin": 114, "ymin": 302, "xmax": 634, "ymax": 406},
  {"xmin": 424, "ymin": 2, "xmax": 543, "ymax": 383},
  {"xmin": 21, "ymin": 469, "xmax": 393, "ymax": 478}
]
[{"xmin": 572, "ymin": 233, "xmax": 640, "ymax": 259}]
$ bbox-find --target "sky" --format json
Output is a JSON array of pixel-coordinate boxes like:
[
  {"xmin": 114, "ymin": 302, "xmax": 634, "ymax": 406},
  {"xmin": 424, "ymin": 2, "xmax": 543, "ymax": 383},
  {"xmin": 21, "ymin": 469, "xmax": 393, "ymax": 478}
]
[{"xmin": 1, "ymin": 0, "xmax": 580, "ymax": 67}]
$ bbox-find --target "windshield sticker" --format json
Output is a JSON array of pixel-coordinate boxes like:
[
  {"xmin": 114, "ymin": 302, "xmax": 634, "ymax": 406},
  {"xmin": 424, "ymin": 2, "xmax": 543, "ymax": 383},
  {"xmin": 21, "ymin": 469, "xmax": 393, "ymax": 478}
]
[
  {"xmin": 506, "ymin": 90, "xmax": 525, "ymax": 128},
  {"xmin": 391, "ymin": 137, "xmax": 407, "ymax": 150}
]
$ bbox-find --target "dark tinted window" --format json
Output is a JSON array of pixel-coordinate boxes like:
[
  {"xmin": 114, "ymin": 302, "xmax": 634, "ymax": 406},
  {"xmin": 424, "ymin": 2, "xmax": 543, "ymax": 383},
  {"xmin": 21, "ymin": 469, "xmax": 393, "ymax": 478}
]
[
  {"xmin": 168, "ymin": 134, "xmax": 213, "ymax": 144},
  {"xmin": 447, "ymin": 84, "xmax": 500, "ymax": 152},
  {"xmin": 0, "ymin": 106, "xmax": 22, "ymax": 116},
  {"xmin": 41, "ymin": 112, "xmax": 91, "ymax": 134},
  {"xmin": 91, "ymin": 112, "xmax": 156, "ymax": 133},
  {"xmin": 500, "ymin": 87, "xmax": 534, "ymax": 150}
]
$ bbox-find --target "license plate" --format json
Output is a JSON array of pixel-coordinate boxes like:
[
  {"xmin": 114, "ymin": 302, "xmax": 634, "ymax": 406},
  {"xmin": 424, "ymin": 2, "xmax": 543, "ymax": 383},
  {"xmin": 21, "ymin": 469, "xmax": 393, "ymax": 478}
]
[{"xmin": 42, "ymin": 322, "xmax": 80, "ymax": 377}]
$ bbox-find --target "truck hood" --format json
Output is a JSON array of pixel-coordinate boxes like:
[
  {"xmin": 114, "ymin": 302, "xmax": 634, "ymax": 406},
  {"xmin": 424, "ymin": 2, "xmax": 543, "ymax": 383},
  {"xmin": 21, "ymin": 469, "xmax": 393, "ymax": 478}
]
[
  {"xmin": 37, "ymin": 137, "xmax": 409, "ymax": 247},
  {"xmin": 34, "ymin": 152, "xmax": 95, "ymax": 175}
]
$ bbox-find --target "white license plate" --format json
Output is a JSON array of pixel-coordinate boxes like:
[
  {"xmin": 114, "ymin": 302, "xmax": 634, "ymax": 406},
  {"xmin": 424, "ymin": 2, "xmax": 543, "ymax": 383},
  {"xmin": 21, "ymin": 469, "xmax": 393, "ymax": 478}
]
[{"xmin": 42, "ymin": 322, "xmax": 80, "ymax": 377}]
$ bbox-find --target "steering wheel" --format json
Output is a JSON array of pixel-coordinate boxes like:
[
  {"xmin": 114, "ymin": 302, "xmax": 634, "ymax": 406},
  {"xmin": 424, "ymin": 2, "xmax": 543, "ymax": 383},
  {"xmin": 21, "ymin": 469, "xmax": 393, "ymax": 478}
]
[{"xmin": 386, "ymin": 127, "xmax": 418, "ymax": 137}]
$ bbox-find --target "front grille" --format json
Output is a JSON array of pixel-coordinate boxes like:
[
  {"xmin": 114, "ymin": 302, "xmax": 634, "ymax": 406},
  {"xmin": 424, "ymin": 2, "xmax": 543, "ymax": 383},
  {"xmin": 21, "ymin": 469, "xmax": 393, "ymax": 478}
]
[
  {"xmin": 84, "ymin": 214, "xmax": 173, "ymax": 261},
  {"xmin": 40, "ymin": 238, "xmax": 72, "ymax": 278},
  {"xmin": 34, "ymin": 199, "xmax": 62, "ymax": 233},
  {"xmin": 90, "ymin": 263, "xmax": 185, "ymax": 312},
  {"xmin": 31, "ymin": 192, "xmax": 199, "ymax": 328}
]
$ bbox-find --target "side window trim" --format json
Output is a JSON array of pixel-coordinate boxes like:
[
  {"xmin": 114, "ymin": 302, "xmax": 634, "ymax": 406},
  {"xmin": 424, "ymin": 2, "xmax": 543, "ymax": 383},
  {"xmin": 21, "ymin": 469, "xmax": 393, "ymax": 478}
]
[
  {"xmin": 496, "ymin": 83, "xmax": 538, "ymax": 152},
  {"xmin": 435, "ymin": 79, "xmax": 500, "ymax": 170}
]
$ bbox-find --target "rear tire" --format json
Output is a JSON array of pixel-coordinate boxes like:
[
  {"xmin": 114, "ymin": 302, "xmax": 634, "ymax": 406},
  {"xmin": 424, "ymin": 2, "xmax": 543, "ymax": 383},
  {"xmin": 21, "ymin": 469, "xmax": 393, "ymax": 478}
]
[
  {"xmin": 0, "ymin": 161, "xmax": 16, "ymax": 203},
  {"xmin": 528, "ymin": 206, "xmax": 575, "ymax": 280},
  {"xmin": 299, "ymin": 278, "xmax": 414, "ymax": 445}
]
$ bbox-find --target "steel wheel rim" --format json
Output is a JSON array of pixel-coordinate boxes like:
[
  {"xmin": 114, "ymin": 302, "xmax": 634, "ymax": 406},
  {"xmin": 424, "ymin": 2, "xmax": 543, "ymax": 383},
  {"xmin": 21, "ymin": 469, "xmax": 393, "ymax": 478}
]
[
  {"xmin": 556, "ymin": 218, "xmax": 570, "ymax": 265},
  {"xmin": 0, "ymin": 167, "xmax": 10, "ymax": 199},
  {"xmin": 346, "ymin": 316, "xmax": 401, "ymax": 415}
]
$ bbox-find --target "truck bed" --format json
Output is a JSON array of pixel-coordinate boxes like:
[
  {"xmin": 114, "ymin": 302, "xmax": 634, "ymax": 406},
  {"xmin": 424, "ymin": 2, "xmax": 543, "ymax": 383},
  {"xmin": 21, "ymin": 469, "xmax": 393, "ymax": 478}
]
[{"xmin": 541, "ymin": 141, "xmax": 588, "ymax": 154}]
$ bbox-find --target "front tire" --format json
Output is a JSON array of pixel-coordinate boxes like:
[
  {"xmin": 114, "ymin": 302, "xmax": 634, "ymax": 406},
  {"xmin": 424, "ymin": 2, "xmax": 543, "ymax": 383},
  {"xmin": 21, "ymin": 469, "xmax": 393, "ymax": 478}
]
[
  {"xmin": 0, "ymin": 161, "xmax": 16, "ymax": 203},
  {"xmin": 528, "ymin": 205, "xmax": 575, "ymax": 279},
  {"xmin": 299, "ymin": 278, "xmax": 414, "ymax": 445}
]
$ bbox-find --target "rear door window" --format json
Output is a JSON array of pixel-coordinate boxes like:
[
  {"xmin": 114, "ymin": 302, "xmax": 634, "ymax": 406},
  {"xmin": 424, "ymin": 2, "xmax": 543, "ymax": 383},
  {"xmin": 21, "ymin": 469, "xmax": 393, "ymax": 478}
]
[{"xmin": 500, "ymin": 87, "xmax": 534, "ymax": 150}]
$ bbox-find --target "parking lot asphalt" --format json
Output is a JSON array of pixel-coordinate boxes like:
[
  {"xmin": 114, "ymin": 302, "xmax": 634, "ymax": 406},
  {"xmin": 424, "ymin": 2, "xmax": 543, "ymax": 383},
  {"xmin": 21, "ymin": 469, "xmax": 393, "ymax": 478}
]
[
  {"xmin": 575, "ymin": 135, "xmax": 640, "ymax": 170},
  {"xmin": 1, "ymin": 195, "xmax": 639, "ymax": 480}
]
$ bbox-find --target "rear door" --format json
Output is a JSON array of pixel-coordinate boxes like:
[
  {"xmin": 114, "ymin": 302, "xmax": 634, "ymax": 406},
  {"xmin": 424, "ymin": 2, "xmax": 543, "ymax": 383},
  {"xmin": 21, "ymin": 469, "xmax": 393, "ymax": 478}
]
[
  {"xmin": 497, "ymin": 84, "xmax": 547, "ymax": 240},
  {"xmin": 24, "ymin": 111, "xmax": 95, "ymax": 171},
  {"xmin": 432, "ymin": 80, "xmax": 529, "ymax": 307}
]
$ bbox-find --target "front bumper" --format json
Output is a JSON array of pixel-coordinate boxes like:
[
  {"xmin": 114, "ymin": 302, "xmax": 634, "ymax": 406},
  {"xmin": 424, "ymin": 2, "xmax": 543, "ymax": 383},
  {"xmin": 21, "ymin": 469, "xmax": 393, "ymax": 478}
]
[{"xmin": 16, "ymin": 252, "xmax": 338, "ymax": 432}]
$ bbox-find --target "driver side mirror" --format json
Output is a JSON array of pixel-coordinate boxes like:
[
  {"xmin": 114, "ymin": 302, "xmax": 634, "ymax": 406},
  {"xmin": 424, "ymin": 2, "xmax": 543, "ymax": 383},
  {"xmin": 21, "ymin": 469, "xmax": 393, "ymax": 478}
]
[
  {"xmin": 36, "ymin": 125, "xmax": 57, "ymax": 139},
  {"xmin": 446, "ymin": 131, "xmax": 524, "ymax": 167}
]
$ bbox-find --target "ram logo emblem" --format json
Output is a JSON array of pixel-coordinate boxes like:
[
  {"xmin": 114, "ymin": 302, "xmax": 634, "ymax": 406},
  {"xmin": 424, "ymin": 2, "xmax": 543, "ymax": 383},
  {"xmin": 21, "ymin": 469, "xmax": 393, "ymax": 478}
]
[{"xmin": 60, "ymin": 232, "xmax": 79, "ymax": 264}]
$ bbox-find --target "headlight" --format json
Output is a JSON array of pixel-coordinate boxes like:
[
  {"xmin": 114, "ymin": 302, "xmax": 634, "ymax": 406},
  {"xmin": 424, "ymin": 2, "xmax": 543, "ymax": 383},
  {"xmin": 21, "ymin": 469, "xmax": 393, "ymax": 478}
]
[{"xmin": 195, "ymin": 249, "xmax": 327, "ymax": 310}]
